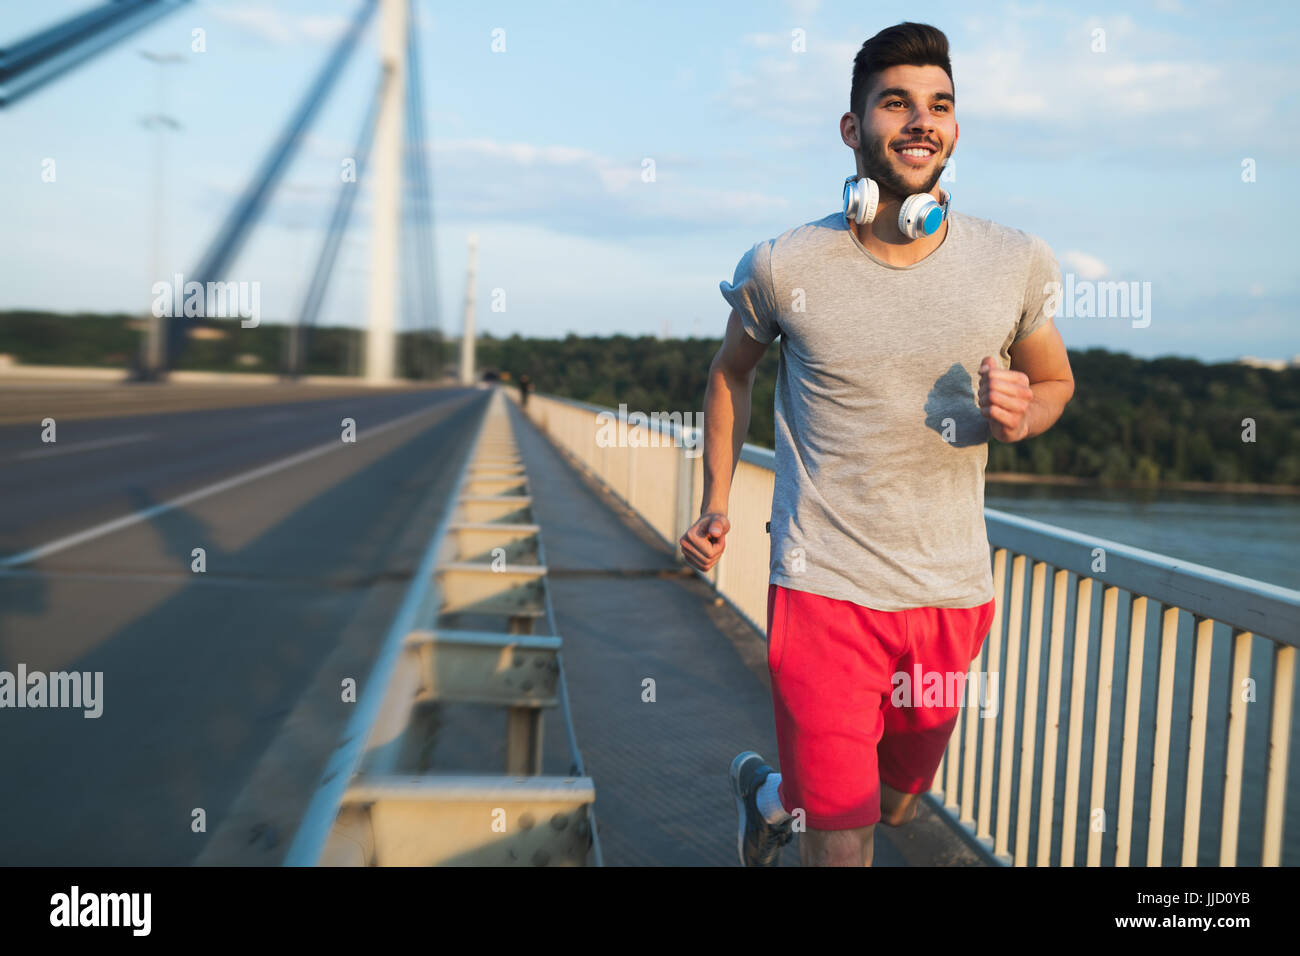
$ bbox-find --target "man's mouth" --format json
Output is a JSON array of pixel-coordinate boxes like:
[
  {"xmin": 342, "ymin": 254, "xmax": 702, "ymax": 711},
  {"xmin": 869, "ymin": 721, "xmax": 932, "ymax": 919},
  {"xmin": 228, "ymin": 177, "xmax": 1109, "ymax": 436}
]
[{"xmin": 893, "ymin": 143, "xmax": 938, "ymax": 166}]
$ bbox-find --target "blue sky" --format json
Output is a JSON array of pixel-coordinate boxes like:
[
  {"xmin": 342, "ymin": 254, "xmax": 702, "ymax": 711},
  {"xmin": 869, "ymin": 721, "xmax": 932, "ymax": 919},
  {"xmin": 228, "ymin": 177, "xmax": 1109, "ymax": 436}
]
[{"xmin": 2, "ymin": 0, "xmax": 1298, "ymax": 362}]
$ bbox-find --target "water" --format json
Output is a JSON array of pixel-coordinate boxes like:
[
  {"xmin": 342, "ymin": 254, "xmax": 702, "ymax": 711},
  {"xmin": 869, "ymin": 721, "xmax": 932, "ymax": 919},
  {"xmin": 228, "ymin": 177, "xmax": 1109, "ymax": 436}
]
[
  {"xmin": 985, "ymin": 483, "xmax": 1300, "ymax": 591},
  {"xmin": 965, "ymin": 483, "xmax": 1300, "ymax": 866}
]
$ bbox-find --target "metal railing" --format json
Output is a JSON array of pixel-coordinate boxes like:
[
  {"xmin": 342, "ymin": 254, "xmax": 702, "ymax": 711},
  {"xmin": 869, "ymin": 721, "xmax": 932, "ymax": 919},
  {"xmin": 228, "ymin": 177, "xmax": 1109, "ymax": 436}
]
[
  {"xmin": 517, "ymin": 389, "xmax": 1298, "ymax": 867},
  {"xmin": 287, "ymin": 388, "xmax": 600, "ymax": 866}
]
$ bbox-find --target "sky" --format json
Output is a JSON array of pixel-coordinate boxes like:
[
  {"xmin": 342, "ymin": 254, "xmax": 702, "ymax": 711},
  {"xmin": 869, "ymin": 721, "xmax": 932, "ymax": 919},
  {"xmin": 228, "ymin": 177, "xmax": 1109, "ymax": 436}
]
[{"xmin": 1, "ymin": 0, "xmax": 1298, "ymax": 363}]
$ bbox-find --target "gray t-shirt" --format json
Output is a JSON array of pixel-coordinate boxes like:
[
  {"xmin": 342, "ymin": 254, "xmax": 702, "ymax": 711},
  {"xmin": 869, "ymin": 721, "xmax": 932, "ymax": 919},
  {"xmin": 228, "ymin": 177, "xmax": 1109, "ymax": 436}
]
[{"xmin": 719, "ymin": 209, "xmax": 1059, "ymax": 611}]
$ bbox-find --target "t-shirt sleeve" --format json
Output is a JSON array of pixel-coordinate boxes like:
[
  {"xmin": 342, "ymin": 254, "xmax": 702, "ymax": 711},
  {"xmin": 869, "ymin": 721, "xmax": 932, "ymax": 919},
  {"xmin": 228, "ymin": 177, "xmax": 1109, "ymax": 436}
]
[
  {"xmin": 1014, "ymin": 234, "xmax": 1061, "ymax": 344},
  {"xmin": 719, "ymin": 240, "xmax": 780, "ymax": 344}
]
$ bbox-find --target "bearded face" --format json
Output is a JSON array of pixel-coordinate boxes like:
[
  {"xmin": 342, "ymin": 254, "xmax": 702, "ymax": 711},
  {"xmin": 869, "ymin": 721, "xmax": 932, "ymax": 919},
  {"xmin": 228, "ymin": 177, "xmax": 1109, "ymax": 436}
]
[
  {"xmin": 852, "ymin": 64, "xmax": 957, "ymax": 200},
  {"xmin": 857, "ymin": 124, "xmax": 951, "ymax": 199}
]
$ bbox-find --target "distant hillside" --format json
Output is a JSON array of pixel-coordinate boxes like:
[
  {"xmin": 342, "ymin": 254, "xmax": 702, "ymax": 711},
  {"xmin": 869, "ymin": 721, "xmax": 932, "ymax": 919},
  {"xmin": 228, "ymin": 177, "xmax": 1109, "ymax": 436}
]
[
  {"xmin": 0, "ymin": 310, "xmax": 443, "ymax": 380},
  {"xmin": 474, "ymin": 333, "xmax": 1300, "ymax": 487},
  {"xmin": 2, "ymin": 312, "xmax": 1295, "ymax": 485}
]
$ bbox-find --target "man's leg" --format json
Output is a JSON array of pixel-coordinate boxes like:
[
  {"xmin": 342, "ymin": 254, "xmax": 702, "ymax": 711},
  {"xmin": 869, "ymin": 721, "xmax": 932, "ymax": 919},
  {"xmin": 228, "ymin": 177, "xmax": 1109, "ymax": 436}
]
[
  {"xmin": 766, "ymin": 586, "xmax": 910, "ymax": 866},
  {"xmin": 879, "ymin": 782, "xmax": 922, "ymax": 827},
  {"xmin": 793, "ymin": 785, "xmax": 912, "ymax": 868},
  {"xmin": 802, "ymin": 825, "xmax": 876, "ymax": 866},
  {"xmin": 876, "ymin": 599, "xmax": 997, "ymax": 823}
]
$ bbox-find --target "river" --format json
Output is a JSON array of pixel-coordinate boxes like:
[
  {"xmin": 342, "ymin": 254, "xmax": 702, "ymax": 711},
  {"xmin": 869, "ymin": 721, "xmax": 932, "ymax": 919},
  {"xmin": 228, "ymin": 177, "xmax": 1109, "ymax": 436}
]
[{"xmin": 985, "ymin": 483, "xmax": 1300, "ymax": 591}]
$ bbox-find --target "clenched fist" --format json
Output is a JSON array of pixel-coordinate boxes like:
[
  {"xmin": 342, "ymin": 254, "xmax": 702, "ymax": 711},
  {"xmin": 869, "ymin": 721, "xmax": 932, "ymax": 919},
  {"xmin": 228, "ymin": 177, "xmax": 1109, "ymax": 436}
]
[
  {"xmin": 978, "ymin": 355, "xmax": 1033, "ymax": 443},
  {"xmin": 679, "ymin": 512, "xmax": 730, "ymax": 572}
]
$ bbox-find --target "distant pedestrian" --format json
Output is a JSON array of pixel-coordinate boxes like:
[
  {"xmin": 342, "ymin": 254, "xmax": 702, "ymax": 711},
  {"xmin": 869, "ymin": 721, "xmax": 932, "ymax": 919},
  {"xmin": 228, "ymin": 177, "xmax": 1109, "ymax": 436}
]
[{"xmin": 518, "ymin": 373, "xmax": 533, "ymax": 409}]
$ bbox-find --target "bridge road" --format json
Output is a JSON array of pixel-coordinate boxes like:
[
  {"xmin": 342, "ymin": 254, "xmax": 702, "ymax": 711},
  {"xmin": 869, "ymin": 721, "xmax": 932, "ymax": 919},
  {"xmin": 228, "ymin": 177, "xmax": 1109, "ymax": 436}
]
[{"xmin": 0, "ymin": 385, "xmax": 489, "ymax": 865}]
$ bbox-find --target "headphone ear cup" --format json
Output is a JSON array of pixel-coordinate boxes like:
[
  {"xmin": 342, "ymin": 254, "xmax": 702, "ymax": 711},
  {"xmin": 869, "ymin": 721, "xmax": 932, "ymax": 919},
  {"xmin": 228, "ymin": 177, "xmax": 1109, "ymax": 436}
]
[
  {"xmin": 844, "ymin": 176, "xmax": 879, "ymax": 225},
  {"xmin": 898, "ymin": 192, "xmax": 944, "ymax": 238},
  {"xmin": 861, "ymin": 177, "xmax": 878, "ymax": 224}
]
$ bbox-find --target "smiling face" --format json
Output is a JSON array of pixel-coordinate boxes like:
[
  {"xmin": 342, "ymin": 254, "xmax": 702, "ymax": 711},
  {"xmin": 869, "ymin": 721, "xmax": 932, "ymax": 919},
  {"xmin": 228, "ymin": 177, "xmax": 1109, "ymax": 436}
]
[{"xmin": 850, "ymin": 63, "xmax": 958, "ymax": 200}]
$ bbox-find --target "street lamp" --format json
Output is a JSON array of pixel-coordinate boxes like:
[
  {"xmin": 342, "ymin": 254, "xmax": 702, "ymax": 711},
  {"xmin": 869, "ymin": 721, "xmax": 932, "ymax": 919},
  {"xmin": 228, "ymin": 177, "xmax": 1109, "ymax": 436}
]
[{"xmin": 138, "ymin": 51, "xmax": 184, "ymax": 380}]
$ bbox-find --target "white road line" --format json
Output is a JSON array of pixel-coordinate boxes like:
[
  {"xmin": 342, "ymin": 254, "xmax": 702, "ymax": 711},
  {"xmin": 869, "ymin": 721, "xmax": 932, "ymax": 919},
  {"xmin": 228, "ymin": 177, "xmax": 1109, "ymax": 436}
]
[
  {"xmin": 15, "ymin": 432, "xmax": 155, "ymax": 461},
  {"xmin": 0, "ymin": 402, "xmax": 446, "ymax": 569}
]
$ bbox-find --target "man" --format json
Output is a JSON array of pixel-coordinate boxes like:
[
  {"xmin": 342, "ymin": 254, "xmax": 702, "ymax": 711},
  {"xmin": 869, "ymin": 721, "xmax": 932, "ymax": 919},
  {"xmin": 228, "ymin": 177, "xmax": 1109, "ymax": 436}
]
[{"xmin": 678, "ymin": 22, "xmax": 1074, "ymax": 867}]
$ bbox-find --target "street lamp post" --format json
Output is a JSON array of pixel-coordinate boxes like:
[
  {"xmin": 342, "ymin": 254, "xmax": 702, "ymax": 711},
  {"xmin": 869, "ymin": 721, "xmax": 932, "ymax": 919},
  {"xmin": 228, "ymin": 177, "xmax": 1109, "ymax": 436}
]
[{"xmin": 139, "ymin": 51, "xmax": 184, "ymax": 380}]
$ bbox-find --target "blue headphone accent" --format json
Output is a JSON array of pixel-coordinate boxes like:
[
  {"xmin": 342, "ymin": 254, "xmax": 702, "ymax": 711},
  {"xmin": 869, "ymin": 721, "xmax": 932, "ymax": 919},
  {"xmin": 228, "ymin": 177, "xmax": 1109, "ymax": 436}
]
[{"xmin": 844, "ymin": 175, "xmax": 951, "ymax": 239}]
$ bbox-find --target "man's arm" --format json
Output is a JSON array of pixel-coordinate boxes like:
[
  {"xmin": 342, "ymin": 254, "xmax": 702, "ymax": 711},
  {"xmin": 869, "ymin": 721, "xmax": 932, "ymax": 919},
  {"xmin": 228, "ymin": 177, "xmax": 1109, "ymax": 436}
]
[
  {"xmin": 978, "ymin": 318, "xmax": 1074, "ymax": 443},
  {"xmin": 679, "ymin": 310, "xmax": 770, "ymax": 571}
]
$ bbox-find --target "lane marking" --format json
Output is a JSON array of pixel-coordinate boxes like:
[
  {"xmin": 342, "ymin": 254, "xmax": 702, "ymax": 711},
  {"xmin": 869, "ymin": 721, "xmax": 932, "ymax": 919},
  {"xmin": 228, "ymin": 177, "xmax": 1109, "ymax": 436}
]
[
  {"xmin": 0, "ymin": 567, "xmax": 404, "ymax": 589},
  {"xmin": 15, "ymin": 432, "xmax": 155, "ymax": 461},
  {"xmin": 0, "ymin": 400, "xmax": 452, "ymax": 569}
]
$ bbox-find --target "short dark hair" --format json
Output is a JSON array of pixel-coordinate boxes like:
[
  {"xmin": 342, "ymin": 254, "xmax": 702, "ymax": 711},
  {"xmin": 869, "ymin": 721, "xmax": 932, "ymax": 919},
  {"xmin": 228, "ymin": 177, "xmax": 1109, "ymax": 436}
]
[{"xmin": 850, "ymin": 22, "xmax": 953, "ymax": 121}]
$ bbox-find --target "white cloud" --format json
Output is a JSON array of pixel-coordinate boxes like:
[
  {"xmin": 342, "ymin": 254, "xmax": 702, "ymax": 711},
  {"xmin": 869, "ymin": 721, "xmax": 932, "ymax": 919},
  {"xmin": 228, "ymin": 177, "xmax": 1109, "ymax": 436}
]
[
  {"xmin": 439, "ymin": 139, "xmax": 600, "ymax": 168},
  {"xmin": 1061, "ymin": 250, "xmax": 1108, "ymax": 280},
  {"xmin": 721, "ymin": 9, "xmax": 1291, "ymax": 156},
  {"xmin": 954, "ymin": 30, "xmax": 1225, "ymax": 124},
  {"xmin": 431, "ymin": 138, "xmax": 789, "ymax": 234},
  {"xmin": 784, "ymin": 0, "xmax": 822, "ymax": 19},
  {"xmin": 720, "ymin": 37, "xmax": 858, "ymax": 127},
  {"xmin": 210, "ymin": 6, "xmax": 349, "ymax": 45},
  {"xmin": 742, "ymin": 33, "xmax": 786, "ymax": 51},
  {"xmin": 299, "ymin": 15, "xmax": 350, "ymax": 42}
]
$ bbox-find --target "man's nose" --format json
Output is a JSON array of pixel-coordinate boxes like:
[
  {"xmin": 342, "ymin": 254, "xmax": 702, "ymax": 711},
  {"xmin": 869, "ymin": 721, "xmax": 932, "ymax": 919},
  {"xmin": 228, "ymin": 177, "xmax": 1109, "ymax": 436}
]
[{"xmin": 905, "ymin": 106, "xmax": 937, "ymax": 131}]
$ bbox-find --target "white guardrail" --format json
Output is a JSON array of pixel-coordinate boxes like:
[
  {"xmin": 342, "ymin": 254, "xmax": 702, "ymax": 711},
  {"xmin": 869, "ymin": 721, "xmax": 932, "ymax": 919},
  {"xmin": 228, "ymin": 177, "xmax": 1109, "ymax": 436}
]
[
  {"xmin": 286, "ymin": 388, "xmax": 600, "ymax": 866},
  {"xmin": 516, "ymin": 389, "xmax": 1298, "ymax": 867}
]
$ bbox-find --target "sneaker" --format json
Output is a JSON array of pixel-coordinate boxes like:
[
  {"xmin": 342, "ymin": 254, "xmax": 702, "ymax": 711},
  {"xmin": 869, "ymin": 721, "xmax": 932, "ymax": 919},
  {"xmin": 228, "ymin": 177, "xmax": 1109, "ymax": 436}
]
[{"xmin": 729, "ymin": 750, "xmax": 794, "ymax": 866}]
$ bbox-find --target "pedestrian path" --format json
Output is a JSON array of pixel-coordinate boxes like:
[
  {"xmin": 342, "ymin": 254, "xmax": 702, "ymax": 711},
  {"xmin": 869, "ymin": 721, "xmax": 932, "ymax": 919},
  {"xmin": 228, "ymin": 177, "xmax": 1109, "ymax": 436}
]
[{"xmin": 504, "ymin": 398, "xmax": 985, "ymax": 867}]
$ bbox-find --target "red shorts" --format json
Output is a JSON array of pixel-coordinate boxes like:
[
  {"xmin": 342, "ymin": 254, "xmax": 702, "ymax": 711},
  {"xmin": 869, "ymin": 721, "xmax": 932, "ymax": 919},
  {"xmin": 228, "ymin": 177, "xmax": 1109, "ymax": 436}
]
[{"xmin": 766, "ymin": 583, "xmax": 996, "ymax": 830}]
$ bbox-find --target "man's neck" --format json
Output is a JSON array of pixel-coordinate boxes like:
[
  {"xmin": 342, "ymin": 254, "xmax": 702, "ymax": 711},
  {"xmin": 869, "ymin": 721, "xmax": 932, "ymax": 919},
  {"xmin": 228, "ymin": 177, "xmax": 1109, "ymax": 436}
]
[{"xmin": 850, "ymin": 189, "xmax": 949, "ymax": 268}]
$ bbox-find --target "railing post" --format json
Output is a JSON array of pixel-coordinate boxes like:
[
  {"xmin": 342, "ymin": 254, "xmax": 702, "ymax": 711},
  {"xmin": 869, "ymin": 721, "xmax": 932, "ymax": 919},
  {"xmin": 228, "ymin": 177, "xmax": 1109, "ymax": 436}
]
[
  {"xmin": 675, "ymin": 445, "xmax": 694, "ymax": 547},
  {"xmin": 1219, "ymin": 628, "xmax": 1253, "ymax": 866},
  {"xmin": 1181, "ymin": 614, "xmax": 1214, "ymax": 866},
  {"xmin": 1262, "ymin": 642, "xmax": 1295, "ymax": 866},
  {"xmin": 627, "ymin": 435, "xmax": 638, "ymax": 511}
]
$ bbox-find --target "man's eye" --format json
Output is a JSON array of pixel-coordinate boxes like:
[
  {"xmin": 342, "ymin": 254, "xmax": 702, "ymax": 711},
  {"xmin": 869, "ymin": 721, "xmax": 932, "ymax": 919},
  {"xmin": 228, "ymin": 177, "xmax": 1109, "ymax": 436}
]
[{"xmin": 887, "ymin": 100, "xmax": 905, "ymax": 107}]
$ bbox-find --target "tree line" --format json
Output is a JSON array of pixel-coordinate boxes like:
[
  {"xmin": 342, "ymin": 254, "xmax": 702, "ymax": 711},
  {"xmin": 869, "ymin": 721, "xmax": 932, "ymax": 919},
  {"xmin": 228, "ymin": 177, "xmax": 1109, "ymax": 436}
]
[
  {"xmin": 2, "ymin": 312, "xmax": 1295, "ymax": 485},
  {"xmin": 476, "ymin": 333, "xmax": 1300, "ymax": 487}
]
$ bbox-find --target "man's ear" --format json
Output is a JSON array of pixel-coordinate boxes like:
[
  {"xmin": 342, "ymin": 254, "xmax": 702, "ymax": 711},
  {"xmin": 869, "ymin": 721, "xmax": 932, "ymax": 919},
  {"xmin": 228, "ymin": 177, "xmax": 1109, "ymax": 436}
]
[{"xmin": 839, "ymin": 111, "xmax": 861, "ymax": 150}]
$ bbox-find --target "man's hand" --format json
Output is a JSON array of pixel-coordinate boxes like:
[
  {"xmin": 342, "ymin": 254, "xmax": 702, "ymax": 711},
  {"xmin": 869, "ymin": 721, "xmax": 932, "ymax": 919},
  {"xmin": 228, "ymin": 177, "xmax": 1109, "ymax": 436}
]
[
  {"xmin": 978, "ymin": 355, "xmax": 1033, "ymax": 442},
  {"xmin": 679, "ymin": 512, "xmax": 730, "ymax": 572}
]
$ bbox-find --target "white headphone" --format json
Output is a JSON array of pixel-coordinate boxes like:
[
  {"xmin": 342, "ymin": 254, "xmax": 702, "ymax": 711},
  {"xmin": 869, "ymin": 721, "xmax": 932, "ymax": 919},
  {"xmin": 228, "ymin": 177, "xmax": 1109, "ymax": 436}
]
[{"xmin": 843, "ymin": 175, "xmax": 951, "ymax": 239}]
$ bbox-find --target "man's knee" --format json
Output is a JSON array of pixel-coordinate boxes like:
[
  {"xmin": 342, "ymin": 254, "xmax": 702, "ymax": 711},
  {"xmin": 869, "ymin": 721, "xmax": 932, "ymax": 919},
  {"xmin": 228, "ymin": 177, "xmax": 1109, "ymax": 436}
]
[{"xmin": 801, "ymin": 825, "xmax": 875, "ymax": 866}]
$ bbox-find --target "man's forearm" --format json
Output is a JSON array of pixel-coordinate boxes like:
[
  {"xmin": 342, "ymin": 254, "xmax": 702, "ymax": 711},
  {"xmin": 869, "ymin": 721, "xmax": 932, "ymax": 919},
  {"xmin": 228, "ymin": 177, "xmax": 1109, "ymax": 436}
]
[
  {"xmin": 700, "ymin": 365, "xmax": 753, "ymax": 515},
  {"xmin": 1019, "ymin": 379, "xmax": 1073, "ymax": 440}
]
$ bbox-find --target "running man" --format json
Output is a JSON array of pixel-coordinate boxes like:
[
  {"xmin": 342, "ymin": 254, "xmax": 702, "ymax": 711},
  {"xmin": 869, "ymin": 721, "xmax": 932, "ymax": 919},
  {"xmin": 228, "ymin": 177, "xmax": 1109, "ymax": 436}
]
[{"xmin": 679, "ymin": 22, "xmax": 1075, "ymax": 867}]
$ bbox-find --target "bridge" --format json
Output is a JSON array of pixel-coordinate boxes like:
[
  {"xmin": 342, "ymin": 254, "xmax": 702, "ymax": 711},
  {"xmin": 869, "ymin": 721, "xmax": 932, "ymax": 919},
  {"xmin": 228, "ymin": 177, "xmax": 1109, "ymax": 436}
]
[{"xmin": 0, "ymin": 1, "xmax": 1295, "ymax": 868}]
